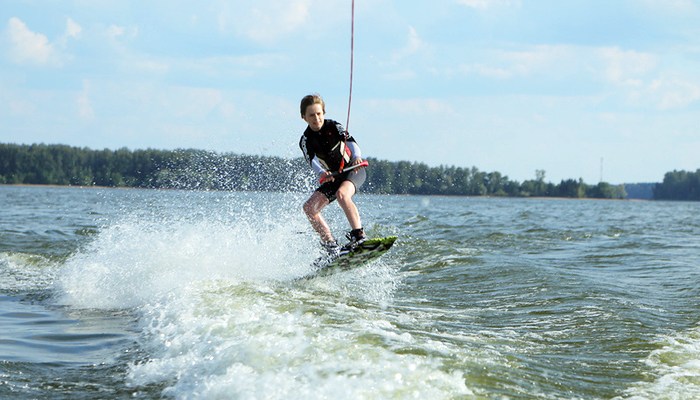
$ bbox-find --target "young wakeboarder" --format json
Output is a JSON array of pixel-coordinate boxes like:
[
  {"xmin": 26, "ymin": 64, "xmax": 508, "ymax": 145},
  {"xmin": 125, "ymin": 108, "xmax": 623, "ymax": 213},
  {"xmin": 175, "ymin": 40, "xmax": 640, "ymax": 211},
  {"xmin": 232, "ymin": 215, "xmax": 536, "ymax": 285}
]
[{"xmin": 299, "ymin": 93, "xmax": 367, "ymax": 257}]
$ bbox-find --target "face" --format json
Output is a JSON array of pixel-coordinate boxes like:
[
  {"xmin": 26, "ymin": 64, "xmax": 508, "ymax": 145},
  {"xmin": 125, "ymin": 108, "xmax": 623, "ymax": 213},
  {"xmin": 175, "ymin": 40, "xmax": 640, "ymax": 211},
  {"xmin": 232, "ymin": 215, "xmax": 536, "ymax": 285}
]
[{"xmin": 302, "ymin": 103, "xmax": 325, "ymax": 132}]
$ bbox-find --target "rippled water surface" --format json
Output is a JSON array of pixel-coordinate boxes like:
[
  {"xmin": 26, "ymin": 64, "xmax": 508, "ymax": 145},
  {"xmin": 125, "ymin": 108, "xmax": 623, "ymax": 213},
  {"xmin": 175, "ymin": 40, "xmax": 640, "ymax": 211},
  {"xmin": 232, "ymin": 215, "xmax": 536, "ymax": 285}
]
[{"xmin": 1, "ymin": 185, "xmax": 699, "ymax": 399}]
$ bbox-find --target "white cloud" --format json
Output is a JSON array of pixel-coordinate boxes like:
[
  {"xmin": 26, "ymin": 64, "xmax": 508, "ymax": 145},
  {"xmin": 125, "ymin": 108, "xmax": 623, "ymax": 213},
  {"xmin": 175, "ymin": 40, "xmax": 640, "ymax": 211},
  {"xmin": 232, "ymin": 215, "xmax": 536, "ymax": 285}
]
[
  {"xmin": 101, "ymin": 23, "xmax": 145, "ymax": 72},
  {"xmin": 6, "ymin": 17, "xmax": 55, "ymax": 65},
  {"xmin": 65, "ymin": 18, "xmax": 82, "ymax": 39},
  {"xmin": 6, "ymin": 17, "xmax": 83, "ymax": 66},
  {"xmin": 381, "ymin": 26, "xmax": 427, "ymax": 80},
  {"xmin": 106, "ymin": 24, "xmax": 138, "ymax": 41},
  {"xmin": 217, "ymin": 0, "xmax": 312, "ymax": 44},
  {"xmin": 599, "ymin": 47, "xmax": 657, "ymax": 87},
  {"xmin": 55, "ymin": 17, "xmax": 82, "ymax": 51},
  {"xmin": 651, "ymin": 76, "xmax": 700, "ymax": 110},
  {"xmin": 496, "ymin": 45, "xmax": 573, "ymax": 77},
  {"xmin": 447, "ymin": 45, "xmax": 576, "ymax": 80},
  {"xmin": 595, "ymin": 47, "xmax": 700, "ymax": 110},
  {"xmin": 391, "ymin": 26, "xmax": 424, "ymax": 63}
]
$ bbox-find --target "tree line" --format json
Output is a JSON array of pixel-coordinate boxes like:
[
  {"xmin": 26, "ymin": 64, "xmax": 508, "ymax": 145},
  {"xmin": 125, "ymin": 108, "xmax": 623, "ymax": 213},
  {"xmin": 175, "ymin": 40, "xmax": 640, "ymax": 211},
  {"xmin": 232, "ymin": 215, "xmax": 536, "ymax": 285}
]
[
  {"xmin": 653, "ymin": 169, "xmax": 700, "ymax": 201},
  {"xmin": 0, "ymin": 143, "xmax": 306, "ymax": 192},
  {"xmin": 0, "ymin": 142, "xmax": 639, "ymax": 199}
]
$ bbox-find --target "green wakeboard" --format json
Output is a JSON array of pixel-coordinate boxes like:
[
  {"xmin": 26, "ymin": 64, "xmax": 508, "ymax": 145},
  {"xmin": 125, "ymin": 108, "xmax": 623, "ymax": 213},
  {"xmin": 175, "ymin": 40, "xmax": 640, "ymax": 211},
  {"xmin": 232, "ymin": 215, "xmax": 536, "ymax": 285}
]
[{"xmin": 308, "ymin": 236, "xmax": 397, "ymax": 278}]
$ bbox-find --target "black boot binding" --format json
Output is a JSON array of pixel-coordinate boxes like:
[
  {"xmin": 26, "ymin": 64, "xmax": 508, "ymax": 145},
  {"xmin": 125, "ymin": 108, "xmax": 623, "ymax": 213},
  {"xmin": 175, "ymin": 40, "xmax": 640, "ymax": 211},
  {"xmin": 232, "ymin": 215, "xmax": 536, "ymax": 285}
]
[{"xmin": 342, "ymin": 228, "xmax": 366, "ymax": 251}]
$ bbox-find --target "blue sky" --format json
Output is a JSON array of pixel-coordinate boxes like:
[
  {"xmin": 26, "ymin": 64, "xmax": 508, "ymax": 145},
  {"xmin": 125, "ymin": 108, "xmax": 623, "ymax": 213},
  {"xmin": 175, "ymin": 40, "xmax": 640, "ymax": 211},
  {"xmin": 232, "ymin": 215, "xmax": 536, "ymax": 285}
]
[{"xmin": 1, "ymin": 0, "xmax": 699, "ymax": 184}]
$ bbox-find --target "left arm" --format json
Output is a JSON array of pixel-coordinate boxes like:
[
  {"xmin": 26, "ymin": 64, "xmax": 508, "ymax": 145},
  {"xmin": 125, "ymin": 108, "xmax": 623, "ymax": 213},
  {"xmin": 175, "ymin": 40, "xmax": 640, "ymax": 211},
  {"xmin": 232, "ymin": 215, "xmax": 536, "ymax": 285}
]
[
  {"xmin": 335, "ymin": 120, "xmax": 363, "ymax": 165},
  {"xmin": 346, "ymin": 140, "xmax": 362, "ymax": 163}
]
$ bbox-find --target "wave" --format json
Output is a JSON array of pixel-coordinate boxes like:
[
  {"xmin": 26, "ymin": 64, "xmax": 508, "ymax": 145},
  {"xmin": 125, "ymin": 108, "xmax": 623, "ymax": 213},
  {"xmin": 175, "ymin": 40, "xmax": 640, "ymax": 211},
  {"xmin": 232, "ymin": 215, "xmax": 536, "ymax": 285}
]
[
  {"xmin": 126, "ymin": 279, "xmax": 469, "ymax": 399},
  {"xmin": 55, "ymin": 195, "xmax": 315, "ymax": 310},
  {"xmin": 617, "ymin": 326, "xmax": 700, "ymax": 399},
  {"xmin": 0, "ymin": 252, "xmax": 57, "ymax": 294},
  {"xmin": 50, "ymin": 194, "xmax": 469, "ymax": 398}
]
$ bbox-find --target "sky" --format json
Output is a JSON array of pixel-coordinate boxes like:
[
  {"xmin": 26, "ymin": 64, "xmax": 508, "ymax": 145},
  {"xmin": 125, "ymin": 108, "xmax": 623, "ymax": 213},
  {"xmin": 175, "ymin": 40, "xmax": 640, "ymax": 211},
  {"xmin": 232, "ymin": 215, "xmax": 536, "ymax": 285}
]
[{"xmin": 1, "ymin": 0, "xmax": 699, "ymax": 184}]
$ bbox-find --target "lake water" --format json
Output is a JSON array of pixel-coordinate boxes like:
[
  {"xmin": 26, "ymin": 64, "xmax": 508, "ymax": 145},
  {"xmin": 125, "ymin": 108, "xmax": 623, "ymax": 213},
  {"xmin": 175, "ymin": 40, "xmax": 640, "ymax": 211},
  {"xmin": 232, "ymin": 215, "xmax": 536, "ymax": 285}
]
[{"xmin": 1, "ymin": 185, "xmax": 699, "ymax": 399}]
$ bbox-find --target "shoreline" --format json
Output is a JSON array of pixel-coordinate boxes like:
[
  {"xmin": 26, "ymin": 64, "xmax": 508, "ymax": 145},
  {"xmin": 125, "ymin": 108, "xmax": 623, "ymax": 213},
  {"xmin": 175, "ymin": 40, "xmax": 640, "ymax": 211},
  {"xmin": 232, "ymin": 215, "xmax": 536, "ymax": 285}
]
[
  {"xmin": 1, "ymin": 183, "xmax": 651, "ymax": 200},
  {"xmin": 1, "ymin": 183, "xmax": 136, "ymax": 190}
]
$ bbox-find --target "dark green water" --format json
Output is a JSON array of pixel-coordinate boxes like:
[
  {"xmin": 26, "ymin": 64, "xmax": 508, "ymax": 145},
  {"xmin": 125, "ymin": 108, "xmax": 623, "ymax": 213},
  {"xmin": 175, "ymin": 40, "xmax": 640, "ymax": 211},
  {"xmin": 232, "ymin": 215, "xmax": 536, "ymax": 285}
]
[{"xmin": 1, "ymin": 185, "xmax": 699, "ymax": 399}]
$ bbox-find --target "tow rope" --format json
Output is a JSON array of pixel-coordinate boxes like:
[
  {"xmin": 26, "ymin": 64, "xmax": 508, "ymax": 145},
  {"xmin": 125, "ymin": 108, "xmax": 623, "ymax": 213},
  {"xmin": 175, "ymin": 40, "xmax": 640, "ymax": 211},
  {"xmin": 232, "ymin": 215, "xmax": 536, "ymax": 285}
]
[{"xmin": 345, "ymin": 0, "xmax": 355, "ymax": 132}]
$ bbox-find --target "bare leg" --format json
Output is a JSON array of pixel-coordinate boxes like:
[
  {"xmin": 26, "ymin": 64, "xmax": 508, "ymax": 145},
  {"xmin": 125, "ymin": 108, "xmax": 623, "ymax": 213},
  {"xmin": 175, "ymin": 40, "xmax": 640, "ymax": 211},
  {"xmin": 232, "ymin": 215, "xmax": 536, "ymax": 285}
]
[
  {"xmin": 336, "ymin": 181, "xmax": 362, "ymax": 230},
  {"xmin": 303, "ymin": 191, "xmax": 334, "ymax": 242}
]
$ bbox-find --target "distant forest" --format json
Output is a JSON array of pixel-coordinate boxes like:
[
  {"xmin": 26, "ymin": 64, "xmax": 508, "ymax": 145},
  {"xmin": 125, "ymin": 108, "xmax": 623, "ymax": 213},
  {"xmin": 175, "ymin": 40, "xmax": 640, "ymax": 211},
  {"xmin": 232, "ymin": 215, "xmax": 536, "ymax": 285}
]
[
  {"xmin": 0, "ymin": 143, "xmax": 694, "ymax": 200},
  {"xmin": 653, "ymin": 170, "xmax": 700, "ymax": 201}
]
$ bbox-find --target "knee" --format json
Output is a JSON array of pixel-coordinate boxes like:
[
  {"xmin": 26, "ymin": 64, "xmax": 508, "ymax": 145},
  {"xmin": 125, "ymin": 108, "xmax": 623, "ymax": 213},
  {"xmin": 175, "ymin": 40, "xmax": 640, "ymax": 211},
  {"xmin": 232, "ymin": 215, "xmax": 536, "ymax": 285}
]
[
  {"xmin": 336, "ymin": 188, "xmax": 351, "ymax": 205},
  {"xmin": 304, "ymin": 196, "xmax": 325, "ymax": 218},
  {"xmin": 303, "ymin": 200, "xmax": 315, "ymax": 217}
]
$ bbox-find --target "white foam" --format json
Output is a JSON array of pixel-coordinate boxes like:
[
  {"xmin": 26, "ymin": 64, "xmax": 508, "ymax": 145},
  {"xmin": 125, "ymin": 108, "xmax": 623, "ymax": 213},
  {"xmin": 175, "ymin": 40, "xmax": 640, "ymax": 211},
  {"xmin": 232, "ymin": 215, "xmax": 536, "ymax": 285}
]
[
  {"xmin": 617, "ymin": 326, "xmax": 700, "ymax": 399},
  {"xmin": 54, "ymin": 192, "xmax": 471, "ymax": 398},
  {"xmin": 0, "ymin": 252, "xmax": 56, "ymax": 292},
  {"xmin": 127, "ymin": 280, "xmax": 471, "ymax": 399},
  {"xmin": 56, "ymin": 195, "xmax": 314, "ymax": 309}
]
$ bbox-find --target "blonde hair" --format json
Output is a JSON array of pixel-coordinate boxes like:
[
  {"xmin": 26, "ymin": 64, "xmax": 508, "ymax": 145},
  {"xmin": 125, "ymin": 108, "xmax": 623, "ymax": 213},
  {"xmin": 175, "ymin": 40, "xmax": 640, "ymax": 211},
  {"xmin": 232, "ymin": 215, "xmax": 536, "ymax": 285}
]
[{"xmin": 300, "ymin": 94, "xmax": 325, "ymax": 117}]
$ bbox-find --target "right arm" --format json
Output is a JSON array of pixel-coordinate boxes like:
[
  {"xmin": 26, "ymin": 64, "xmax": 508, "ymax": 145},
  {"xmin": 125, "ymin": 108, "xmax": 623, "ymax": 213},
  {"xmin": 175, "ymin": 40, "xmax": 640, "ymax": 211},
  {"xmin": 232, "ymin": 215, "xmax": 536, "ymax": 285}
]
[
  {"xmin": 300, "ymin": 134, "xmax": 331, "ymax": 182},
  {"xmin": 310, "ymin": 157, "xmax": 328, "ymax": 181}
]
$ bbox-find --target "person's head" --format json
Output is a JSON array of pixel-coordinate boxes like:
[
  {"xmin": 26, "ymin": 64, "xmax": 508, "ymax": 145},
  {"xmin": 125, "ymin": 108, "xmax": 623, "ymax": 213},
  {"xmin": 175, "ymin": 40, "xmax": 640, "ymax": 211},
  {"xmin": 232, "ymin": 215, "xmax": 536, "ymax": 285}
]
[{"xmin": 300, "ymin": 94, "xmax": 325, "ymax": 132}]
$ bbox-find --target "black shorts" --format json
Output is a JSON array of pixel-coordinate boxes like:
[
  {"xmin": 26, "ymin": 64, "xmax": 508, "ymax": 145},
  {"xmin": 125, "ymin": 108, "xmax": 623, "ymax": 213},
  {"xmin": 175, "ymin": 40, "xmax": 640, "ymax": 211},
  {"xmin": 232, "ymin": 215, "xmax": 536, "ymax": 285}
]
[{"xmin": 316, "ymin": 168, "xmax": 367, "ymax": 202}]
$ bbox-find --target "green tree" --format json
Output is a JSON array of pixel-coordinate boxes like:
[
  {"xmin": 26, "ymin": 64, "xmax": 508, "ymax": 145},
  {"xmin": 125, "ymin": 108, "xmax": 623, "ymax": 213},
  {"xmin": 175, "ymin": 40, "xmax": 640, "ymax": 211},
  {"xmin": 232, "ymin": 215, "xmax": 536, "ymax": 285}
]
[{"xmin": 654, "ymin": 169, "xmax": 700, "ymax": 200}]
